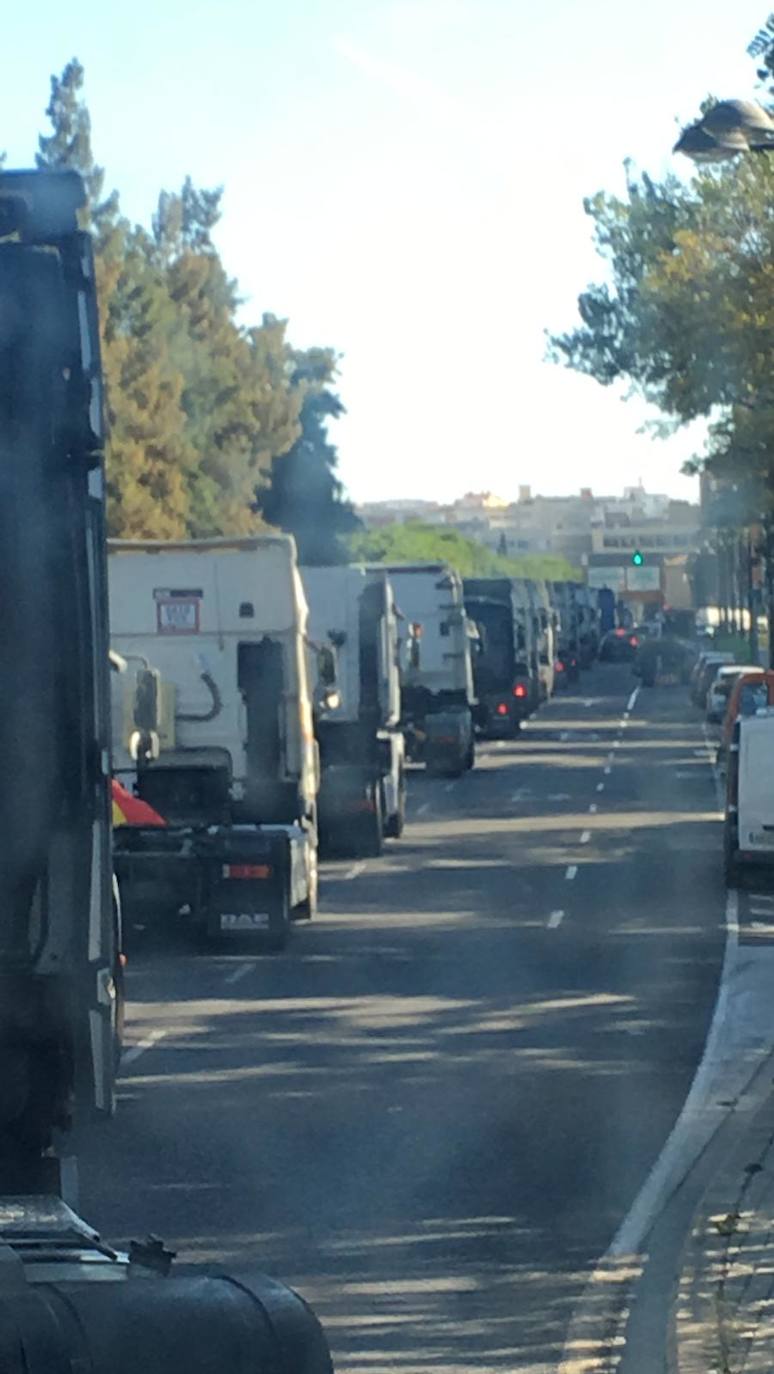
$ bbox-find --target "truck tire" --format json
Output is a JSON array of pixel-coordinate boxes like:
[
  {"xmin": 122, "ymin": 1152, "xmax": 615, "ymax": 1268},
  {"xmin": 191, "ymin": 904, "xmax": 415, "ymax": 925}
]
[
  {"xmin": 295, "ymin": 845, "xmax": 318, "ymax": 921},
  {"xmin": 384, "ymin": 773, "xmax": 406, "ymax": 839},
  {"xmin": 353, "ymin": 787, "xmax": 383, "ymax": 857}
]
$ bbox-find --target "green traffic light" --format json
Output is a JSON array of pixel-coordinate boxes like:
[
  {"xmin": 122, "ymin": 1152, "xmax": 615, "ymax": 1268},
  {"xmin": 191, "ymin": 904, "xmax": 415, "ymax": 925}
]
[{"xmin": 632, "ymin": 550, "xmax": 644, "ymax": 566}]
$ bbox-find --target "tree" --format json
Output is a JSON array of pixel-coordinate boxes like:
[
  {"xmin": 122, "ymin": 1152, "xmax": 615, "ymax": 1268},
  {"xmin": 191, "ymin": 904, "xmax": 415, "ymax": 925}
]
[
  {"xmin": 549, "ymin": 152, "xmax": 774, "ymax": 513},
  {"xmin": 256, "ymin": 347, "xmax": 360, "ymax": 564},
  {"xmin": 36, "ymin": 59, "xmax": 118, "ymax": 230},
  {"xmin": 34, "ymin": 59, "xmax": 354, "ymax": 542}
]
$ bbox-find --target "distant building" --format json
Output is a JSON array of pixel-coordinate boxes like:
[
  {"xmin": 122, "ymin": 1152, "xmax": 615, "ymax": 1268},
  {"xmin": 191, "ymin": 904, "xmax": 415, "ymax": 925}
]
[{"xmin": 355, "ymin": 485, "xmax": 701, "ymax": 586}]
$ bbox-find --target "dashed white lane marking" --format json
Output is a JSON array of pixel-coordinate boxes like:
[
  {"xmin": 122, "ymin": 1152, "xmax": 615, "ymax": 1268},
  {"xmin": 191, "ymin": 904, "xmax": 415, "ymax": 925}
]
[
  {"xmin": 627, "ymin": 687, "xmax": 639, "ymax": 712},
  {"xmin": 548, "ymin": 793, "xmax": 572, "ymax": 801},
  {"xmin": 596, "ymin": 782, "xmax": 605, "ymax": 792},
  {"xmin": 584, "ymin": 699, "xmax": 593, "ymax": 708},
  {"xmin": 224, "ymin": 961, "xmax": 253, "ymax": 986},
  {"xmin": 122, "ymin": 1029, "xmax": 167, "ymax": 1067},
  {"xmin": 548, "ymin": 910, "xmax": 565, "ymax": 929},
  {"xmin": 604, "ymin": 766, "xmax": 612, "ymax": 776},
  {"xmin": 613, "ymin": 741, "xmax": 621, "ymax": 750},
  {"xmin": 560, "ymin": 731, "xmax": 569, "ymax": 741},
  {"xmin": 417, "ymin": 802, "xmax": 430, "ymax": 816},
  {"xmin": 565, "ymin": 865, "xmax": 578, "ymax": 881},
  {"xmin": 589, "ymin": 804, "xmax": 598, "ymax": 814},
  {"xmin": 444, "ymin": 782, "xmax": 455, "ymax": 792},
  {"xmin": 580, "ymin": 830, "xmax": 591, "ymax": 844},
  {"xmin": 345, "ymin": 861, "xmax": 367, "ymax": 880}
]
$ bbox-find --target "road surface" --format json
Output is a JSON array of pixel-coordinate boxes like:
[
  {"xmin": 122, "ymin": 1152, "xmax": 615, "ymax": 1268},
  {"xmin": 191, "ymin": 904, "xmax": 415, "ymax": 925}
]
[{"xmin": 80, "ymin": 664, "xmax": 726, "ymax": 1373}]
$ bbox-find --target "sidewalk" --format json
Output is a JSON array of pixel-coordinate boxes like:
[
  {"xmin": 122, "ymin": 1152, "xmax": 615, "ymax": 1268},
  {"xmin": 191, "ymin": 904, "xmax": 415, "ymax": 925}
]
[{"xmin": 676, "ymin": 1074, "xmax": 774, "ymax": 1373}]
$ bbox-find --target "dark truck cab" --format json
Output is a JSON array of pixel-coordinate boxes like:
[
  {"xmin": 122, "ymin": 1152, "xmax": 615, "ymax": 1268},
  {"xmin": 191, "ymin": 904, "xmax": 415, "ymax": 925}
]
[{"xmin": 463, "ymin": 578, "xmax": 532, "ymax": 737}]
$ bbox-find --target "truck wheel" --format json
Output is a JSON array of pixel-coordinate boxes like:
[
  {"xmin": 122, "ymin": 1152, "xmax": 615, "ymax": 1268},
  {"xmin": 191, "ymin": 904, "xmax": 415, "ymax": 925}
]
[
  {"xmin": 354, "ymin": 787, "xmax": 383, "ymax": 857},
  {"xmin": 384, "ymin": 775, "xmax": 406, "ymax": 839},
  {"xmin": 295, "ymin": 846, "xmax": 318, "ymax": 921}
]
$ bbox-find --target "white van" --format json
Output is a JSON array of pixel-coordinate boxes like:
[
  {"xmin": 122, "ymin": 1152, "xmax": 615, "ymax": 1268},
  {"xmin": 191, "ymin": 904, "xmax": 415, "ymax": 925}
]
[{"xmin": 724, "ymin": 707, "xmax": 774, "ymax": 884}]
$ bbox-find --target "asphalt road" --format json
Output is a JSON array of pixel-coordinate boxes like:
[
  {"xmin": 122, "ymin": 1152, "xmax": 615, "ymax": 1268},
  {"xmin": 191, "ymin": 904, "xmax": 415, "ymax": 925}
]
[{"xmin": 79, "ymin": 664, "xmax": 727, "ymax": 1373}]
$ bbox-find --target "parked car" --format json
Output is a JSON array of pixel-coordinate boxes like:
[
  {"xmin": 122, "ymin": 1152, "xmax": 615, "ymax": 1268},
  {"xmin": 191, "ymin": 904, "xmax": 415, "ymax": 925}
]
[
  {"xmin": 599, "ymin": 627, "xmax": 641, "ymax": 662},
  {"xmin": 691, "ymin": 652, "xmax": 735, "ymax": 709},
  {"xmin": 717, "ymin": 670, "xmax": 774, "ymax": 769},
  {"xmin": 706, "ymin": 664, "xmax": 761, "ymax": 725},
  {"xmin": 724, "ymin": 707, "xmax": 774, "ymax": 885}
]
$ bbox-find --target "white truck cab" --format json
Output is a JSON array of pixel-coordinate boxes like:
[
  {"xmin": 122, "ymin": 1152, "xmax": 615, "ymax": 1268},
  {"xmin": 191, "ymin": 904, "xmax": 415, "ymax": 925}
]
[
  {"xmin": 301, "ymin": 564, "xmax": 405, "ymax": 855},
  {"xmin": 109, "ymin": 537, "xmax": 318, "ymax": 947},
  {"xmin": 381, "ymin": 563, "xmax": 476, "ymax": 776}
]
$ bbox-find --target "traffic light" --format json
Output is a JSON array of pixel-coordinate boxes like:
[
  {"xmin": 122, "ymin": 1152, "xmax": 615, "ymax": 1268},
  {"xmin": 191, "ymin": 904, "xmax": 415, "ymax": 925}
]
[{"xmin": 631, "ymin": 550, "xmax": 644, "ymax": 566}]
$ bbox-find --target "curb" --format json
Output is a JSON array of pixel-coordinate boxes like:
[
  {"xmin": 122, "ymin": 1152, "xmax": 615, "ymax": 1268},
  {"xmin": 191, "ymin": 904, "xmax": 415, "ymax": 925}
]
[{"xmin": 673, "ymin": 1059, "xmax": 774, "ymax": 1374}]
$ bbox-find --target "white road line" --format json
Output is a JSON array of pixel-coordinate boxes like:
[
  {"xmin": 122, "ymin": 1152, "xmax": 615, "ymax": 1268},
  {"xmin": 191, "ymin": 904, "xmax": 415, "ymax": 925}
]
[
  {"xmin": 444, "ymin": 782, "xmax": 455, "ymax": 792},
  {"xmin": 613, "ymin": 741, "xmax": 621, "ymax": 750},
  {"xmin": 547, "ymin": 910, "xmax": 565, "ymax": 928},
  {"xmin": 560, "ymin": 731, "xmax": 569, "ymax": 741},
  {"xmin": 589, "ymin": 804, "xmax": 598, "ymax": 814},
  {"xmin": 580, "ymin": 830, "xmax": 591, "ymax": 844},
  {"xmin": 224, "ymin": 961, "xmax": 253, "ymax": 986},
  {"xmin": 584, "ymin": 699, "xmax": 593, "ymax": 707},
  {"xmin": 604, "ymin": 766, "xmax": 611, "ymax": 776},
  {"xmin": 565, "ymin": 865, "xmax": 578, "ymax": 881},
  {"xmin": 345, "ymin": 860, "xmax": 367, "ymax": 880},
  {"xmin": 627, "ymin": 687, "xmax": 639, "ymax": 712},
  {"xmin": 596, "ymin": 782, "xmax": 605, "ymax": 792},
  {"xmin": 122, "ymin": 1029, "xmax": 167, "ymax": 1067},
  {"xmin": 620, "ymin": 719, "xmax": 629, "ymax": 730},
  {"xmin": 417, "ymin": 802, "xmax": 430, "ymax": 816}
]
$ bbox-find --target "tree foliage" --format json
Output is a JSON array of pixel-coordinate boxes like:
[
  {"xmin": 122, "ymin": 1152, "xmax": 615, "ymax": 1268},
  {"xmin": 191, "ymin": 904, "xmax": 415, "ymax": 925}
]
[
  {"xmin": 549, "ymin": 81, "xmax": 774, "ymax": 517},
  {"xmin": 34, "ymin": 59, "xmax": 350, "ymax": 542},
  {"xmin": 256, "ymin": 347, "xmax": 359, "ymax": 563},
  {"xmin": 348, "ymin": 522, "xmax": 579, "ymax": 581}
]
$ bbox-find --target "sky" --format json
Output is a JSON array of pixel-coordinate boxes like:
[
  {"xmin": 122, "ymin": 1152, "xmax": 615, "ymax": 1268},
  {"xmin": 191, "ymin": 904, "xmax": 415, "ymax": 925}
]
[{"xmin": 3, "ymin": 0, "xmax": 771, "ymax": 506}]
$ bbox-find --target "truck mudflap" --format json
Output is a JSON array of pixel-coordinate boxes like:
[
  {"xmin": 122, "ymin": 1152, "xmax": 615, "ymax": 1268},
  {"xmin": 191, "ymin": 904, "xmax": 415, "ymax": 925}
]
[{"xmin": 424, "ymin": 709, "xmax": 473, "ymax": 776}]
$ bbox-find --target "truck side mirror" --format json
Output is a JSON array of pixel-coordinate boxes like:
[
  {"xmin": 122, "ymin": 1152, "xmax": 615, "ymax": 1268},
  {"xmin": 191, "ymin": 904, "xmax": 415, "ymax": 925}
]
[
  {"xmin": 317, "ymin": 646, "xmax": 337, "ymax": 687},
  {"xmin": 134, "ymin": 668, "xmax": 161, "ymax": 733}
]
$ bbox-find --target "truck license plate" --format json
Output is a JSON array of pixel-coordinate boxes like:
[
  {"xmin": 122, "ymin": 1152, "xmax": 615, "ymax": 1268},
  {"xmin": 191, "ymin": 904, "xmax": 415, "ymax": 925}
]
[
  {"xmin": 748, "ymin": 833, "xmax": 774, "ymax": 848},
  {"xmin": 220, "ymin": 913, "xmax": 270, "ymax": 931}
]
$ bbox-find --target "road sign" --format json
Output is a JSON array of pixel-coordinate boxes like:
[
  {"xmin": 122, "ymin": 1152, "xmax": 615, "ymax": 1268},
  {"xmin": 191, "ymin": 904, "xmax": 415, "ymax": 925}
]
[
  {"xmin": 625, "ymin": 565, "xmax": 660, "ymax": 592},
  {"xmin": 587, "ymin": 566, "xmax": 626, "ymax": 591}
]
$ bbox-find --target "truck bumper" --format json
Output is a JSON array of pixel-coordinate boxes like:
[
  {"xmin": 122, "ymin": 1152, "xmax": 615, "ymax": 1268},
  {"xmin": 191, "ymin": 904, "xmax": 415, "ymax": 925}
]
[{"xmin": 113, "ymin": 826, "xmax": 294, "ymax": 941}]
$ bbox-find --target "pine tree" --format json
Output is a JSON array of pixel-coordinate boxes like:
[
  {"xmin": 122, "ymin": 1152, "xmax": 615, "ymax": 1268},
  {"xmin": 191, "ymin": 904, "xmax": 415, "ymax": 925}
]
[{"xmin": 256, "ymin": 347, "xmax": 360, "ymax": 564}]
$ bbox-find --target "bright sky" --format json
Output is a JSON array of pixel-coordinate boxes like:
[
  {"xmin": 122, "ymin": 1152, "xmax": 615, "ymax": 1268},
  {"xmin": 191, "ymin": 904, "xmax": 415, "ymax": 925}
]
[{"xmin": 2, "ymin": 1, "xmax": 770, "ymax": 505}]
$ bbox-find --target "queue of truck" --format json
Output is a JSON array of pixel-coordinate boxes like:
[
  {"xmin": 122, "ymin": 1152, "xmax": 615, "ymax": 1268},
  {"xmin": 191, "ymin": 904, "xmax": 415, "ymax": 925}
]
[{"xmin": 108, "ymin": 542, "xmax": 609, "ymax": 950}]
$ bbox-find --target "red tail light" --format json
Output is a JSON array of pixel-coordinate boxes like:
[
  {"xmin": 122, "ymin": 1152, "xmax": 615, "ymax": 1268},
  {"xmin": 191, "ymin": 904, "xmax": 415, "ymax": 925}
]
[
  {"xmin": 222, "ymin": 863, "xmax": 272, "ymax": 880},
  {"xmin": 615, "ymin": 629, "xmax": 626, "ymax": 637},
  {"xmin": 629, "ymin": 636, "xmax": 639, "ymax": 647},
  {"xmin": 513, "ymin": 683, "xmax": 528, "ymax": 698},
  {"xmin": 496, "ymin": 702, "xmax": 509, "ymax": 716},
  {"xmin": 556, "ymin": 661, "xmax": 565, "ymax": 672}
]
